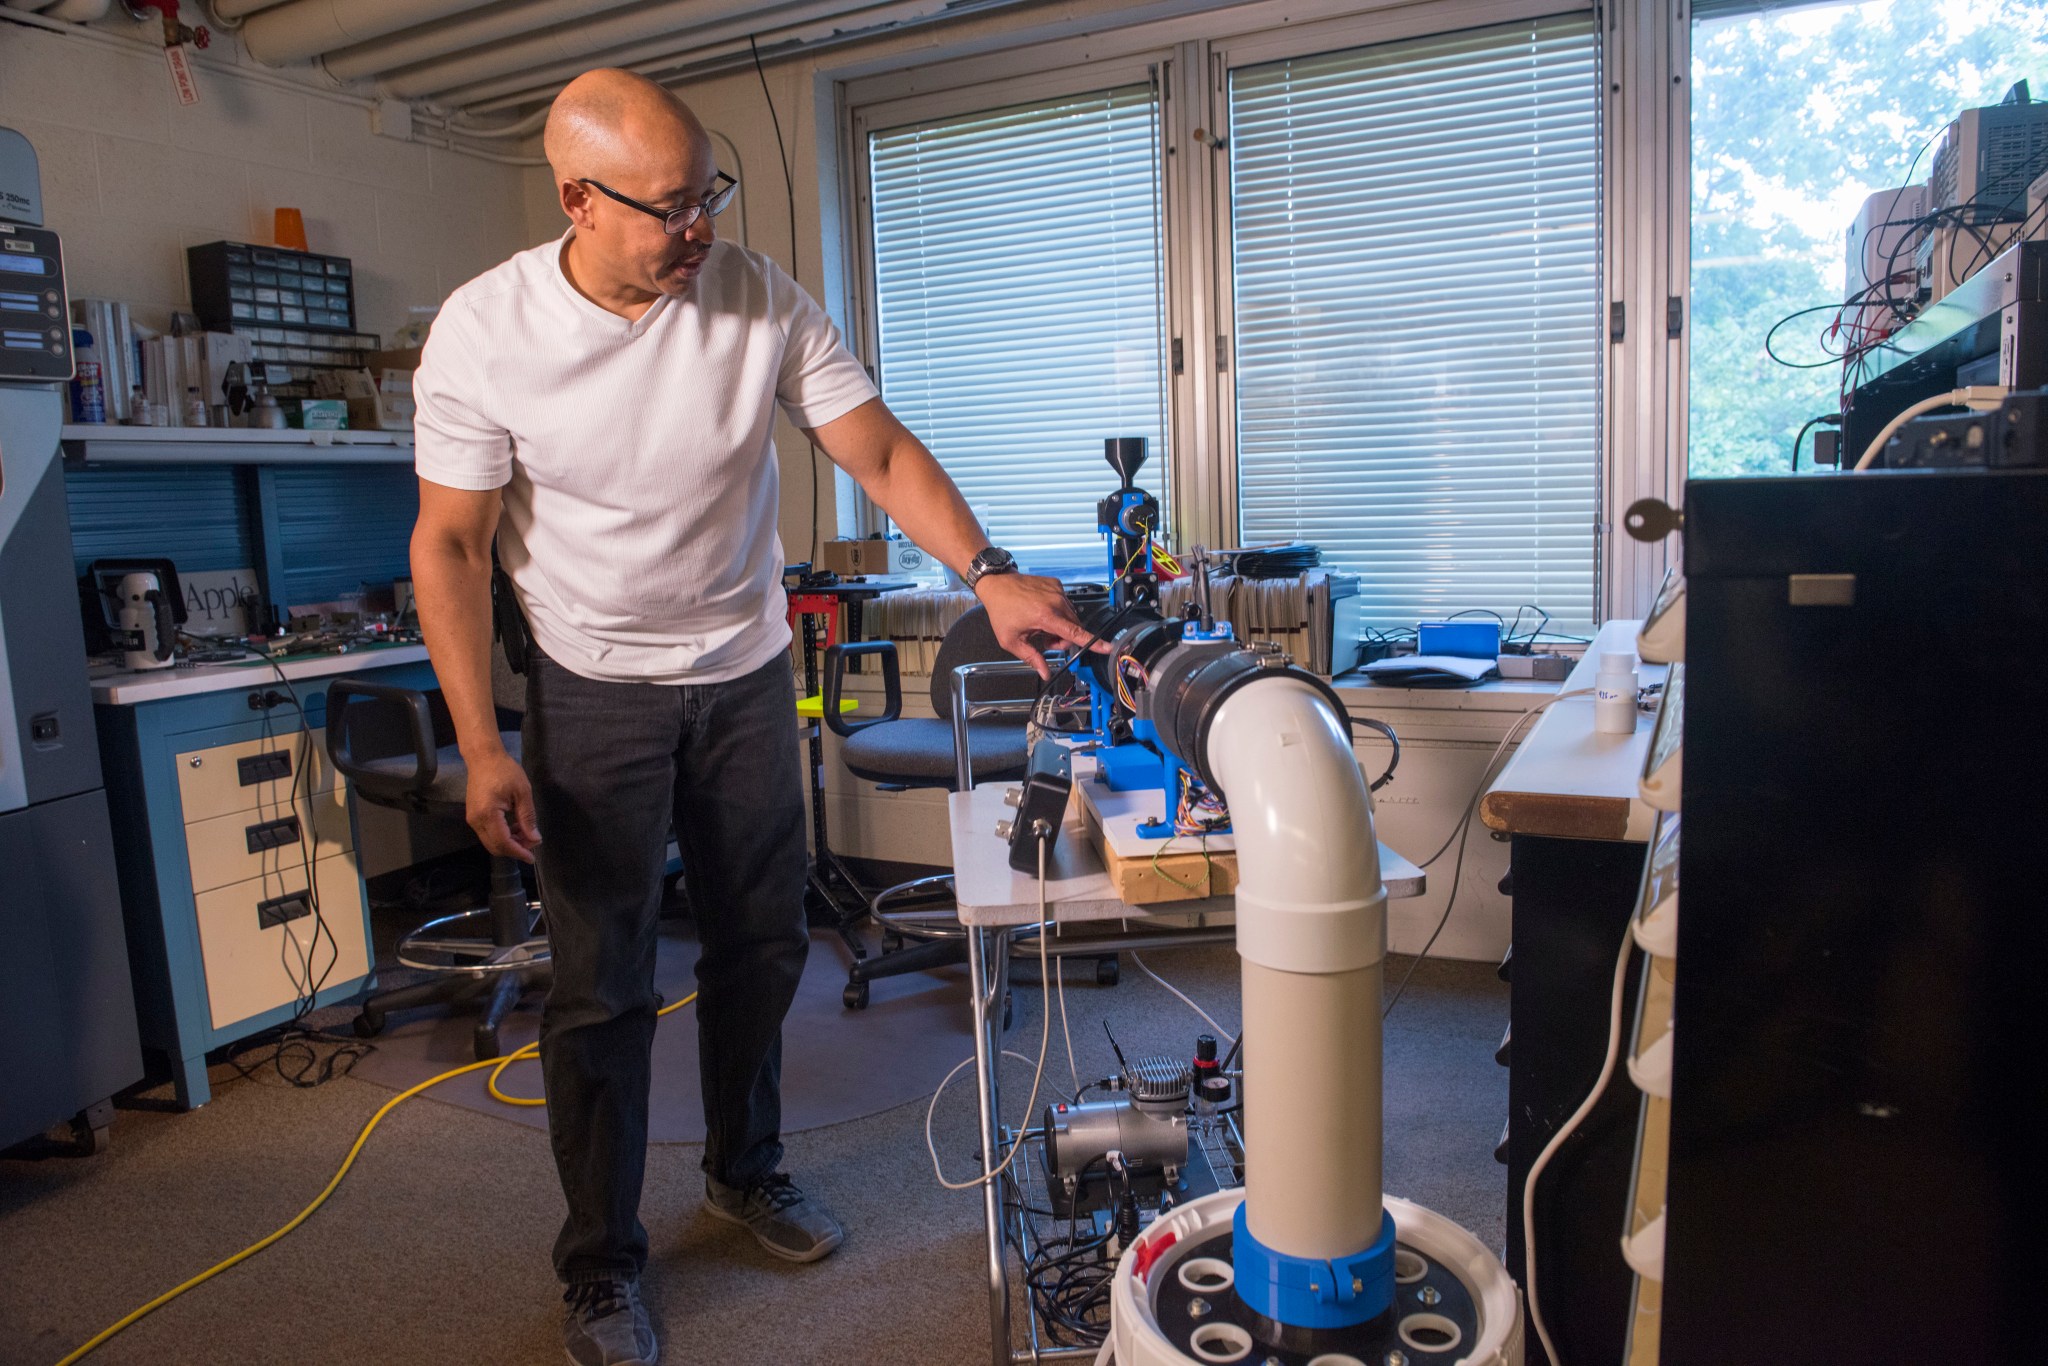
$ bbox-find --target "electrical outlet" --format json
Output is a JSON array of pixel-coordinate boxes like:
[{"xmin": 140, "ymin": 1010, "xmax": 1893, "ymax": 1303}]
[
  {"xmin": 256, "ymin": 892, "xmax": 311, "ymax": 930},
  {"xmin": 373, "ymin": 98, "xmax": 414, "ymax": 142}
]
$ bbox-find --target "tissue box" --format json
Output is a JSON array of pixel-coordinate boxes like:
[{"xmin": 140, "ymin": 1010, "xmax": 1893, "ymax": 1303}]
[{"xmin": 289, "ymin": 398, "xmax": 349, "ymax": 430}]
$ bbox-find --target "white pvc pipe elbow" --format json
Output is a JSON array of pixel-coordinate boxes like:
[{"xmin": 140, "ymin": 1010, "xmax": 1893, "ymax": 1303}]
[
  {"xmin": 1204, "ymin": 677, "xmax": 1389, "ymax": 1262},
  {"xmin": 1205, "ymin": 678, "xmax": 1384, "ymax": 977}
]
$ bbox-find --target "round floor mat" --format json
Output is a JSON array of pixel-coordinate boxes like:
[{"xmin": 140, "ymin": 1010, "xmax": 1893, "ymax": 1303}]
[{"xmin": 344, "ymin": 926, "xmax": 976, "ymax": 1144}]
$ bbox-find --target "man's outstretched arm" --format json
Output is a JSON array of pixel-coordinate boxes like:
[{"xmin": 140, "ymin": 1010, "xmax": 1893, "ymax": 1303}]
[{"xmin": 806, "ymin": 397, "xmax": 1104, "ymax": 678}]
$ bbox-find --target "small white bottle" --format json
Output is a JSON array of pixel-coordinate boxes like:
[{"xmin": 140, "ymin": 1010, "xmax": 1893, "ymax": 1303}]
[
  {"xmin": 1594, "ymin": 650, "xmax": 1639, "ymax": 734},
  {"xmin": 183, "ymin": 385, "xmax": 209, "ymax": 427}
]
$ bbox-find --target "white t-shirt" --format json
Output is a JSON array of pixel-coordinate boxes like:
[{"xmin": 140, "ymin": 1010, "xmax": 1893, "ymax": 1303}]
[{"xmin": 413, "ymin": 231, "xmax": 878, "ymax": 684}]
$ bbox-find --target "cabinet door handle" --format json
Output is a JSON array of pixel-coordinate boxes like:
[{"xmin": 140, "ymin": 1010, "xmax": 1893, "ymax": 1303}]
[
  {"xmin": 244, "ymin": 816, "xmax": 302, "ymax": 854},
  {"xmin": 237, "ymin": 750, "xmax": 292, "ymax": 786},
  {"xmin": 256, "ymin": 892, "xmax": 312, "ymax": 929}
]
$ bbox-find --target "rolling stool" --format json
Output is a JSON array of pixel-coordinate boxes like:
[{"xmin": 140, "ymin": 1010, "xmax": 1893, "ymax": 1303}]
[{"xmin": 326, "ymin": 677, "xmax": 551, "ymax": 1060}]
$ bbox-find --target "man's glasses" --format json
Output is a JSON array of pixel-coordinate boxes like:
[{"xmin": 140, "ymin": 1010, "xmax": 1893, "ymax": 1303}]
[{"xmin": 577, "ymin": 172, "xmax": 739, "ymax": 235}]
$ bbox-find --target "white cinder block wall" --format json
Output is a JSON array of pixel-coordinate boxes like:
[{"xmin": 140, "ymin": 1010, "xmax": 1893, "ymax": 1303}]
[
  {"xmin": 0, "ymin": 16, "xmax": 537, "ymax": 878},
  {"xmin": 0, "ymin": 22, "xmax": 534, "ymax": 341}
]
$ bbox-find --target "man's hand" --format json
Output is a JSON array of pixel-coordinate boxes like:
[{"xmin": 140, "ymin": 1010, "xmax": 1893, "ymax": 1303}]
[
  {"xmin": 974, "ymin": 573, "xmax": 1109, "ymax": 679},
  {"xmin": 466, "ymin": 747, "xmax": 542, "ymax": 864}
]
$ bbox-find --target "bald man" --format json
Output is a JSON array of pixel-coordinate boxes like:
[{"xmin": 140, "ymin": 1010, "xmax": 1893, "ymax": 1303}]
[{"xmin": 410, "ymin": 69, "xmax": 1096, "ymax": 1366}]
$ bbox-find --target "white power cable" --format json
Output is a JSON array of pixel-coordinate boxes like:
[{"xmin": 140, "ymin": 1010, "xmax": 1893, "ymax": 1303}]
[
  {"xmin": 1416, "ymin": 688, "xmax": 1594, "ymax": 870},
  {"xmin": 1128, "ymin": 951, "xmax": 1237, "ymax": 1049},
  {"xmin": 1382, "ymin": 688, "xmax": 1595, "ymax": 1019},
  {"xmin": 1853, "ymin": 385, "xmax": 2010, "ymax": 469},
  {"xmin": 1522, "ymin": 920, "xmax": 1637, "ymax": 1366},
  {"xmin": 1055, "ymin": 947, "xmax": 1082, "ymax": 1099},
  {"xmin": 926, "ymin": 839, "xmax": 1057, "ymax": 1190}
]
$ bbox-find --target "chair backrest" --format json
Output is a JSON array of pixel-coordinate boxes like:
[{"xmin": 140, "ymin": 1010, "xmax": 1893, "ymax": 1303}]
[{"xmin": 929, "ymin": 605, "xmax": 1035, "ymax": 723}]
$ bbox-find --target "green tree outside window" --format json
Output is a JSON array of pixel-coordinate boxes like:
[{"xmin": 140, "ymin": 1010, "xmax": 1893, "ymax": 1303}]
[{"xmin": 1690, "ymin": 0, "xmax": 2048, "ymax": 478}]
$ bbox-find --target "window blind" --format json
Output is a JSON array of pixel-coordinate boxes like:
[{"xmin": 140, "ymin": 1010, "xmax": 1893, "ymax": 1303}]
[
  {"xmin": 1228, "ymin": 16, "xmax": 1603, "ymax": 633},
  {"xmin": 868, "ymin": 86, "xmax": 1168, "ymax": 568}
]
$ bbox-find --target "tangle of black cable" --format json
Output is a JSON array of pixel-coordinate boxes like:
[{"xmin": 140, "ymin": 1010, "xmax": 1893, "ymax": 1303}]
[{"xmin": 209, "ymin": 637, "xmax": 377, "ymax": 1088}]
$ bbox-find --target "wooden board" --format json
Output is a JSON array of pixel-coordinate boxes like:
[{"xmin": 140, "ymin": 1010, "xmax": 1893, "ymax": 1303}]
[
  {"xmin": 949, "ymin": 762, "xmax": 1422, "ymax": 927},
  {"xmin": 1076, "ymin": 777, "xmax": 1241, "ymax": 905},
  {"xmin": 1478, "ymin": 618, "xmax": 1663, "ymax": 842}
]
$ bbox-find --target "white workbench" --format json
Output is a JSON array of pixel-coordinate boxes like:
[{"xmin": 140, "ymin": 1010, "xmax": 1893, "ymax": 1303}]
[
  {"xmin": 88, "ymin": 643, "xmax": 431, "ymax": 706},
  {"xmin": 1479, "ymin": 619, "xmax": 1666, "ymax": 842},
  {"xmin": 948, "ymin": 772, "xmax": 1425, "ymax": 926}
]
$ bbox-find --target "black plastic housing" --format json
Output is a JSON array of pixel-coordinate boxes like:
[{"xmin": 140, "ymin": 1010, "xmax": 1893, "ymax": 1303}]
[{"xmin": 1006, "ymin": 739, "xmax": 1072, "ymax": 874}]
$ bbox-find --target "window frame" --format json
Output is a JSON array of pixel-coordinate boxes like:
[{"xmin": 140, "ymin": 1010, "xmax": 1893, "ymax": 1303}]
[
  {"xmin": 844, "ymin": 53, "xmax": 1179, "ymax": 560},
  {"xmin": 833, "ymin": 0, "xmax": 1680, "ymax": 622},
  {"xmin": 1207, "ymin": 0, "xmax": 1606, "ymax": 627}
]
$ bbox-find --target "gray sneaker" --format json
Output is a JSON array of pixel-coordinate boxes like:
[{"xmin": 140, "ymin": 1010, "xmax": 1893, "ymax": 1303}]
[
  {"xmin": 703, "ymin": 1171, "xmax": 845, "ymax": 1263},
  {"xmin": 562, "ymin": 1276, "xmax": 657, "ymax": 1366}
]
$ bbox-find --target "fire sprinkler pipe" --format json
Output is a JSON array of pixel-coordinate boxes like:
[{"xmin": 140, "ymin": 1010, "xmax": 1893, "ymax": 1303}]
[{"xmin": 241, "ymin": 0, "xmax": 499, "ymax": 65}]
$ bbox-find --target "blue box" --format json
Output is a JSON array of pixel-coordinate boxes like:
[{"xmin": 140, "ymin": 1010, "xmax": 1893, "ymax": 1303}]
[{"xmin": 1417, "ymin": 620, "xmax": 1501, "ymax": 660}]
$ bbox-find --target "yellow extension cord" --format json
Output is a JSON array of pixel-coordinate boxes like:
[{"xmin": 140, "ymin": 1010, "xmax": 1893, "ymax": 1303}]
[{"xmin": 54, "ymin": 993, "xmax": 698, "ymax": 1366}]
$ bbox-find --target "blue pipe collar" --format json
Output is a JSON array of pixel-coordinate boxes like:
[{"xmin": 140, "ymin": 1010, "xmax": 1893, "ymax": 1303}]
[{"xmin": 1231, "ymin": 1201, "xmax": 1397, "ymax": 1330}]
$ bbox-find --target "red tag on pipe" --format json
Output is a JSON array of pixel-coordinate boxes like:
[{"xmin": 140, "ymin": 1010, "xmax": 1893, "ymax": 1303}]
[{"xmin": 165, "ymin": 44, "xmax": 199, "ymax": 107}]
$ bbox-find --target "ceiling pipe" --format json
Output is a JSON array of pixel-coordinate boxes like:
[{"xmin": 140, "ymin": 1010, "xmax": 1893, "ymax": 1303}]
[
  {"xmin": 425, "ymin": 0, "xmax": 913, "ymax": 107},
  {"xmin": 213, "ymin": 0, "xmax": 295, "ymax": 17},
  {"xmin": 321, "ymin": 0, "xmax": 644, "ymax": 83},
  {"xmin": 242, "ymin": 0, "xmax": 499, "ymax": 65},
  {"xmin": 433, "ymin": 103, "xmax": 555, "ymax": 138},
  {"xmin": 456, "ymin": 0, "xmax": 1026, "ymax": 117},
  {"xmin": 371, "ymin": 0, "xmax": 837, "ymax": 101}
]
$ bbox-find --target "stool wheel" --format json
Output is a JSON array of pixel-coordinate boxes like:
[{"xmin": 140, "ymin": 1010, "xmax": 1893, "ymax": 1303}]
[
  {"xmin": 1096, "ymin": 957, "xmax": 1120, "ymax": 987},
  {"xmin": 353, "ymin": 1010, "xmax": 383, "ymax": 1039},
  {"xmin": 843, "ymin": 980, "xmax": 870, "ymax": 1011}
]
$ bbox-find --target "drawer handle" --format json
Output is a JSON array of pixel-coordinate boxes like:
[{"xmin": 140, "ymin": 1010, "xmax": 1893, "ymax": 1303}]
[
  {"xmin": 256, "ymin": 891, "xmax": 312, "ymax": 929},
  {"xmin": 238, "ymin": 751, "xmax": 293, "ymax": 786},
  {"xmin": 245, "ymin": 816, "xmax": 302, "ymax": 854}
]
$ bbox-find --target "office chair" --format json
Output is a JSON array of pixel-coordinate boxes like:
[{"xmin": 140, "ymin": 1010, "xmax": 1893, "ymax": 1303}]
[
  {"xmin": 822, "ymin": 604, "xmax": 1117, "ymax": 1011},
  {"xmin": 325, "ymin": 667, "xmax": 550, "ymax": 1061}
]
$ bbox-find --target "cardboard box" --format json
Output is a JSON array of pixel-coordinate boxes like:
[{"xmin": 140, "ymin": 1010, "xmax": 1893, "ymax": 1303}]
[
  {"xmin": 336, "ymin": 366, "xmax": 415, "ymax": 431},
  {"xmin": 821, "ymin": 538, "xmax": 934, "ymax": 577}
]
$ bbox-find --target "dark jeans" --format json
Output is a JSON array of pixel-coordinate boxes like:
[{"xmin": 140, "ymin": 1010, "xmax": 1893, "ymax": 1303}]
[{"xmin": 523, "ymin": 648, "xmax": 810, "ymax": 1284}]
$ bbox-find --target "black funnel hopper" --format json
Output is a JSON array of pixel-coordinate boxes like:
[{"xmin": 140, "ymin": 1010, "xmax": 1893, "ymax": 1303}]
[{"xmin": 1104, "ymin": 437, "xmax": 1148, "ymax": 489}]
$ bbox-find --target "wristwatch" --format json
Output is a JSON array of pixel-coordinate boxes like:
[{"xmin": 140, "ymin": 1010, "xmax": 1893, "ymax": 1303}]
[{"xmin": 963, "ymin": 545, "xmax": 1018, "ymax": 592}]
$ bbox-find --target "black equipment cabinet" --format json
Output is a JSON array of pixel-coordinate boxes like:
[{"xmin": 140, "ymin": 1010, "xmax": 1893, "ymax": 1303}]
[
  {"xmin": 1664, "ymin": 470, "xmax": 2048, "ymax": 1365},
  {"xmin": 1502, "ymin": 834, "xmax": 1648, "ymax": 1366}
]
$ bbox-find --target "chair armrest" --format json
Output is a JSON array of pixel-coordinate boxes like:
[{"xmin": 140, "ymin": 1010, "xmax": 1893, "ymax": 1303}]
[
  {"xmin": 823, "ymin": 641, "xmax": 901, "ymax": 737},
  {"xmin": 325, "ymin": 677, "xmax": 438, "ymax": 795},
  {"xmin": 947, "ymin": 658, "xmax": 1046, "ymax": 791}
]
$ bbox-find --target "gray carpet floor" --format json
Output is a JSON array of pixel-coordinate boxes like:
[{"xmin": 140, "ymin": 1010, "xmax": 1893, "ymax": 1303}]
[
  {"xmin": 346, "ymin": 927, "xmax": 978, "ymax": 1143},
  {"xmin": 0, "ymin": 945, "xmax": 1507, "ymax": 1366}
]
